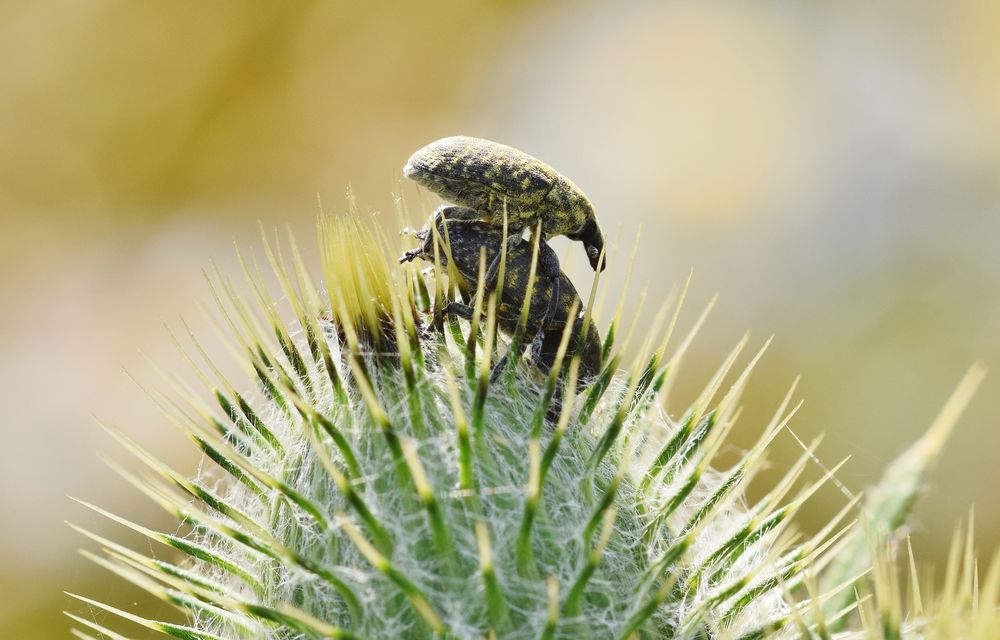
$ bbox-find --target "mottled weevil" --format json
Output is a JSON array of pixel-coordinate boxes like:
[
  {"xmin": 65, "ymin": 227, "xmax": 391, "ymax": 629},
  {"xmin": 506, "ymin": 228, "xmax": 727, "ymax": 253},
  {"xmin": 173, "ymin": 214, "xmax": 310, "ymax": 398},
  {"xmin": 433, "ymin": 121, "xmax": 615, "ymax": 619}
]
[
  {"xmin": 403, "ymin": 136, "xmax": 607, "ymax": 274},
  {"xmin": 401, "ymin": 206, "xmax": 603, "ymax": 385}
]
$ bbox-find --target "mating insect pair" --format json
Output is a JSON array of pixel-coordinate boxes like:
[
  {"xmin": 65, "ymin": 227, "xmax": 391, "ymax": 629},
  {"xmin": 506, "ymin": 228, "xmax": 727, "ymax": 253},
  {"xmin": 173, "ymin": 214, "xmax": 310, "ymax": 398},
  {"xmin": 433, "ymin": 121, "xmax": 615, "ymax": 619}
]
[{"xmin": 401, "ymin": 136, "xmax": 607, "ymax": 387}]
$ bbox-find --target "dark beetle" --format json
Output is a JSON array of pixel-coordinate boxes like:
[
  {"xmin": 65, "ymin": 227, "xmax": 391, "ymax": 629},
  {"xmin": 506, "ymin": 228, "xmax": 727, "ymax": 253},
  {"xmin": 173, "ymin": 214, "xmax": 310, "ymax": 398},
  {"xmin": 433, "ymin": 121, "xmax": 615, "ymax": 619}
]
[
  {"xmin": 402, "ymin": 206, "xmax": 602, "ymax": 386},
  {"xmin": 403, "ymin": 136, "xmax": 606, "ymax": 273}
]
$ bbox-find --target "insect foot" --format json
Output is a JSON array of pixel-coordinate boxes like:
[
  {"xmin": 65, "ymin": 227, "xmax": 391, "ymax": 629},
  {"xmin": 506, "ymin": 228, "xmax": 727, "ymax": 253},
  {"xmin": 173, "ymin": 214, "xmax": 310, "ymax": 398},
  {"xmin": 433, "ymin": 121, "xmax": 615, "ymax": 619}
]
[{"xmin": 404, "ymin": 135, "xmax": 607, "ymax": 272}]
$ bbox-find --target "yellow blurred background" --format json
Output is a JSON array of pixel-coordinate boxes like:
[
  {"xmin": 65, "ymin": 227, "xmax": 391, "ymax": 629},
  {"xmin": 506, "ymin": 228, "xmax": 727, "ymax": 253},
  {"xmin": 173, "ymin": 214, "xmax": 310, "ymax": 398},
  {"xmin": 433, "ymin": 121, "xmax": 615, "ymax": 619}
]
[{"xmin": 2, "ymin": 1, "xmax": 998, "ymax": 636}]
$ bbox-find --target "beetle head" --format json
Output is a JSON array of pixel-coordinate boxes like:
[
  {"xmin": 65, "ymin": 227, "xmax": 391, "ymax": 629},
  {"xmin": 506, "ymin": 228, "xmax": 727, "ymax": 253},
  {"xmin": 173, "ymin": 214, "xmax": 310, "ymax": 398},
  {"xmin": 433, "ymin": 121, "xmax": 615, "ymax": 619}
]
[{"xmin": 568, "ymin": 218, "xmax": 606, "ymax": 272}]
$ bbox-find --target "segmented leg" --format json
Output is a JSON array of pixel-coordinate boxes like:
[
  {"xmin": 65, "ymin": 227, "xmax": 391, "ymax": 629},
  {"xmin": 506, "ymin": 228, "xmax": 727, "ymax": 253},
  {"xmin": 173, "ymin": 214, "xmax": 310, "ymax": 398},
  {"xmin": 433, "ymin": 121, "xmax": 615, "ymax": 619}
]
[
  {"xmin": 481, "ymin": 227, "xmax": 524, "ymax": 293},
  {"xmin": 436, "ymin": 301, "xmax": 475, "ymax": 323},
  {"xmin": 488, "ymin": 276, "xmax": 562, "ymax": 384},
  {"xmin": 526, "ymin": 277, "xmax": 562, "ymax": 372},
  {"xmin": 436, "ymin": 300, "xmax": 517, "ymax": 384},
  {"xmin": 462, "ymin": 225, "xmax": 524, "ymax": 317},
  {"xmin": 436, "ymin": 203, "xmax": 484, "ymax": 221},
  {"xmin": 399, "ymin": 247, "xmax": 424, "ymax": 264},
  {"xmin": 537, "ymin": 238, "xmax": 562, "ymax": 279}
]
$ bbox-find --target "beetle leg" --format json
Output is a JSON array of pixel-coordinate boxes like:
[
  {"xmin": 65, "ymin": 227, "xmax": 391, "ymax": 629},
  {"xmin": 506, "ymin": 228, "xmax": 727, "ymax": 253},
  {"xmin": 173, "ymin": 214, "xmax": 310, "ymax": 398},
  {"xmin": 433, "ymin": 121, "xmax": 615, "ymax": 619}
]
[
  {"xmin": 523, "ymin": 223, "xmax": 562, "ymax": 279},
  {"xmin": 526, "ymin": 330, "xmax": 548, "ymax": 373},
  {"xmin": 496, "ymin": 277, "xmax": 564, "ymax": 385},
  {"xmin": 526, "ymin": 277, "xmax": 561, "ymax": 371},
  {"xmin": 489, "ymin": 331, "xmax": 532, "ymax": 385},
  {"xmin": 398, "ymin": 247, "xmax": 423, "ymax": 264},
  {"xmin": 436, "ymin": 204, "xmax": 483, "ymax": 221},
  {"xmin": 481, "ymin": 226, "xmax": 524, "ymax": 291},
  {"xmin": 463, "ymin": 225, "xmax": 524, "ymax": 316},
  {"xmin": 489, "ymin": 353, "xmax": 510, "ymax": 384},
  {"xmin": 437, "ymin": 301, "xmax": 475, "ymax": 323},
  {"xmin": 538, "ymin": 241, "xmax": 562, "ymax": 279}
]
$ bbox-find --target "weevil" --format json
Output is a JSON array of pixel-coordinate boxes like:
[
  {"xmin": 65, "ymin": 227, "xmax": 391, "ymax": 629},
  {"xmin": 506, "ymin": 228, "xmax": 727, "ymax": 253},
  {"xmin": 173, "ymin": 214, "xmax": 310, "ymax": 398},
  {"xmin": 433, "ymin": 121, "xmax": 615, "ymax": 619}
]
[
  {"xmin": 401, "ymin": 206, "xmax": 602, "ymax": 387},
  {"xmin": 403, "ymin": 136, "xmax": 607, "ymax": 279}
]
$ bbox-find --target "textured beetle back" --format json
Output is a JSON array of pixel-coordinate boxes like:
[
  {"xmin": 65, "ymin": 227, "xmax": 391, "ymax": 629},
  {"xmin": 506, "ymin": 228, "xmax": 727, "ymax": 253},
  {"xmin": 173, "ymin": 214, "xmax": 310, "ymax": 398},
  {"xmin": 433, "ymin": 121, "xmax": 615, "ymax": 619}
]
[
  {"xmin": 405, "ymin": 136, "xmax": 600, "ymax": 237},
  {"xmin": 404, "ymin": 136, "xmax": 554, "ymax": 212}
]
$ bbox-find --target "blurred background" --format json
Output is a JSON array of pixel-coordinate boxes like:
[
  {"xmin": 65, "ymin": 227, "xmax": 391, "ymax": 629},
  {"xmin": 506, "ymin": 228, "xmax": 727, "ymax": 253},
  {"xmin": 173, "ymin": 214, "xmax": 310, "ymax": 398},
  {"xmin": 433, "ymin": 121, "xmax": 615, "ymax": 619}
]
[{"xmin": 2, "ymin": 1, "xmax": 998, "ymax": 636}]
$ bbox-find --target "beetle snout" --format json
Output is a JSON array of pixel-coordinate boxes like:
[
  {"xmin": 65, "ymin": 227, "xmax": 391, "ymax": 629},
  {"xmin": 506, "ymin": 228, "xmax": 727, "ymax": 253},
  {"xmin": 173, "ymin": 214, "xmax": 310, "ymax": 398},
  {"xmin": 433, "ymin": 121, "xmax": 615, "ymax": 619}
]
[
  {"xmin": 586, "ymin": 245, "xmax": 606, "ymax": 272},
  {"xmin": 571, "ymin": 218, "xmax": 606, "ymax": 272}
]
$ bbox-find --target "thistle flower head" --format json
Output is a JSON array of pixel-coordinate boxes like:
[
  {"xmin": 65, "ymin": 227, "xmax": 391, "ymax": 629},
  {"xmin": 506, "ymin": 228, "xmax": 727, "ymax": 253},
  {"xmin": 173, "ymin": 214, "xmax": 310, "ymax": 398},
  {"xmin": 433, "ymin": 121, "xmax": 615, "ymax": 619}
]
[{"xmin": 68, "ymin": 204, "xmax": 992, "ymax": 639}]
